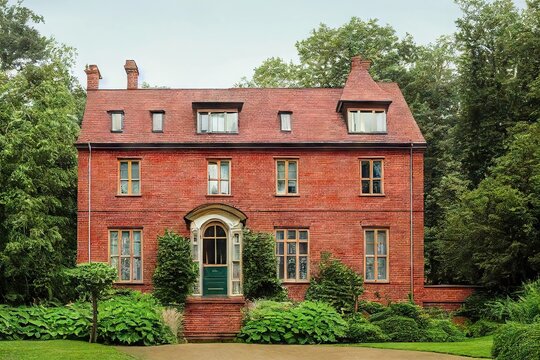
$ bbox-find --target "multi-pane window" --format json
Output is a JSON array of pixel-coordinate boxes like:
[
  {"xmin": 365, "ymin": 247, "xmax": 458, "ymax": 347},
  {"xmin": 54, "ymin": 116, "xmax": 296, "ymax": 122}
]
[
  {"xmin": 348, "ymin": 110, "xmax": 386, "ymax": 133},
  {"xmin": 276, "ymin": 159, "xmax": 298, "ymax": 195},
  {"xmin": 365, "ymin": 229, "xmax": 388, "ymax": 282},
  {"xmin": 276, "ymin": 229, "xmax": 309, "ymax": 281},
  {"xmin": 110, "ymin": 111, "xmax": 124, "ymax": 132},
  {"xmin": 118, "ymin": 160, "xmax": 140, "ymax": 195},
  {"xmin": 109, "ymin": 229, "xmax": 142, "ymax": 282},
  {"xmin": 280, "ymin": 112, "xmax": 292, "ymax": 131},
  {"xmin": 197, "ymin": 111, "xmax": 238, "ymax": 133},
  {"xmin": 152, "ymin": 111, "xmax": 164, "ymax": 132},
  {"xmin": 361, "ymin": 159, "xmax": 384, "ymax": 194},
  {"xmin": 208, "ymin": 160, "xmax": 230, "ymax": 195}
]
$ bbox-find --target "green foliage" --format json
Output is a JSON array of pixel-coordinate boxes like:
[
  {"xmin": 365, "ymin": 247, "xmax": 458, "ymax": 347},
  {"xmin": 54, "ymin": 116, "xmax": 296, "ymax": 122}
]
[
  {"xmin": 456, "ymin": 291, "xmax": 497, "ymax": 321},
  {"xmin": 423, "ymin": 319, "xmax": 465, "ymax": 342},
  {"xmin": 369, "ymin": 302, "xmax": 428, "ymax": 328},
  {"xmin": 467, "ymin": 319, "xmax": 500, "ymax": 337},
  {"xmin": 492, "ymin": 322, "xmax": 540, "ymax": 360},
  {"xmin": 238, "ymin": 301, "xmax": 347, "ymax": 344},
  {"xmin": 242, "ymin": 229, "xmax": 286, "ymax": 301},
  {"xmin": 66, "ymin": 263, "xmax": 117, "ymax": 300},
  {"xmin": 0, "ymin": 0, "xmax": 51, "ymax": 70},
  {"xmin": 98, "ymin": 293, "xmax": 175, "ymax": 345},
  {"xmin": 0, "ymin": 293, "xmax": 174, "ymax": 346},
  {"xmin": 305, "ymin": 252, "xmax": 363, "ymax": 314},
  {"xmin": 357, "ymin": 300, "xmax": 386, "ymax": 315},
  {"xmin": 152, "ymin": 230, "xmax": 198, "ymax": 306},
  {"xmin": 487, "ymin": 279, "xmax": 540, "ymax": 323},
  {"xmin": 0, "ymin": 304, "xmax": 90, "ymax": 340},
  {"xmin": 346, "ymin": 315, "xmax": 388, "ymax": 343},
  {"xmin": 243, "ymin": 300, "xmax": 293, "ymax": 322},
  {"xmin": 371, "ymin": 316, "xmax": 423, "ymax": 342}
]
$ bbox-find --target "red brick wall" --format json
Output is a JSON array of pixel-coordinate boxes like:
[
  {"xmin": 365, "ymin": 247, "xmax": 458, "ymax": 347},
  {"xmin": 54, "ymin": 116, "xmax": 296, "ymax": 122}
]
[
  {"xmin": 77, "ymin": 147, "xmax": 425, "ymax": 303},
  {"xmin": 183, "ymin": 297, "xmax": 245, "ymax": 340},
  {"xmin": 421, "ymin": 285, "xmax": 477, "ymax": 310}
]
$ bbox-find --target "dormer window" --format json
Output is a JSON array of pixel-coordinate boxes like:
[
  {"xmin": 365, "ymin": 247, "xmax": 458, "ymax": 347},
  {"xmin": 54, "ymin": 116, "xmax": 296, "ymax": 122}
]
[
  {"xmin": 151, "ymin": 111, "xmax": 164, "ymax": 132},
  {"xmin": 197, "ymin": 111, "xmax": 238, "ymax": 134},
  {"xmin": 348, "ymin": 110, "xmax": 386, "ymax": 133},
  {"xmin": 110, "ymin": 111, "xmax": 124, "ymax": 132},
  {"xmin": 279, "ymin": 112, "xmax": 292, "ymax": 131}
]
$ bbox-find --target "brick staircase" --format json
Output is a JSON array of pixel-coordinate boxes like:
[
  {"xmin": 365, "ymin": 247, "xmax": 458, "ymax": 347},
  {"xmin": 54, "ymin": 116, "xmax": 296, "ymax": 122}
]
[{"xmin": 183, "ymin": 297, "xmax": 245, "ymax": 341}]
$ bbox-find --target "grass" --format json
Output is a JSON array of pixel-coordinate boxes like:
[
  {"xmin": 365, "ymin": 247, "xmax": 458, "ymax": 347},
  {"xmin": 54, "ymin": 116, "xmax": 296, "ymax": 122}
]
[
  {"xmin": 352, "ymin": 336, "xmax": 493, "ymax": 358},
  {"xmin": 0, "ymin": 340, "xmax": 137, "ymax": 360}
]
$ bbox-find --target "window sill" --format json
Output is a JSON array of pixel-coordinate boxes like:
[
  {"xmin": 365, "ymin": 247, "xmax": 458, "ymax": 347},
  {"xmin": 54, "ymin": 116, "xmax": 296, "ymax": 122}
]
[
  {"xmin": 206, "ymin": 194, "xmax": 232, "ymax": 197},
  {"xmin": 114, "ymin": 281, "xmax": 145, "ymax": 285},
  {"xmin": 364, "ymin": 280, "xmax": 390, "ymax": 284},
  {"xmin": 111, "ymin": 130, "xmax": 123, "ymax": 133},
  {"xmin": 116, "ymin": 194, "xmax": 142, "ymax": 197},
  {"xmin": 359, "ymin": 194, "xmax": 385, "ymax": 197},
  {"xmin": 275, "ymin": 194, "xmax": 300, "ymax": 197}
]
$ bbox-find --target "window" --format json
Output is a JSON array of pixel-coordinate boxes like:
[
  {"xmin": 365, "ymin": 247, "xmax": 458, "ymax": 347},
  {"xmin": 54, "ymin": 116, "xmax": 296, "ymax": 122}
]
[
  {"xmin": 152, "ymin": 111, "xmax": 164, "ymax": 132},
  {"xmin": 361, "ymin": 159, "xmax": 384, "ymax": 195},
  {"xmin": 207, "ymin": 160, "xmax": 230, "ymax": 195},
  {"xmin": 110, "ymin": 111, "xmax": 124, "ymax": 132},
  {"xmin": 276, "ymin": 229, "xmax": 309, "ymax": 281},
  {"xmin": 109, "ymin": 229, "xmax": 142, "ymax": 282},
  {"xmin": 348, "ymin": 110, "xmax": 386, "ymax": 133},
  {"xmin": 197, "ymin": 111, "xmax": 238, "ymax": 133},
  {"xmin": 364, "ymin": 229, "xmax": 388, "ymax": 282},
  {"xmin": 276, "ymin": 159, "xmax": 298, "ymax": 195},
  {"xmin": 118, "ymin": 160, "xmax": 140, "ymax": 195},
  {"xmin": 280, "ymin": 112, "xmax": 292, "ymax": 131}
]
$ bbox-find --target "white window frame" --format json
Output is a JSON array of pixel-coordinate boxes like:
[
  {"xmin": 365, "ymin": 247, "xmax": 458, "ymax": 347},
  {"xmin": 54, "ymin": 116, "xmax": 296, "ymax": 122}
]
[
  {"xmin": 348, "ymin": 109, "xmax": 386, "ymax": 133},
  {"xmin": 275, "ymin": 229, "xmax": 309, "ymax": 282},
  {"xmin": 110, "ymin": 111, "xmax": 124, "ymax": 132},
  {"xmin": 197, "ymin": 110, "xmax": 238, "ymax": 134},
  {"xmin": 364, "ymin": 228, "xmax": 389, "ymax": 283},
  {"xmin": 280, "ymin": 112, "xmax": 292, "ymax": 131},
  {"xmin": 151, "ymin": 111, "xmax": 164, "ymax": 132}
]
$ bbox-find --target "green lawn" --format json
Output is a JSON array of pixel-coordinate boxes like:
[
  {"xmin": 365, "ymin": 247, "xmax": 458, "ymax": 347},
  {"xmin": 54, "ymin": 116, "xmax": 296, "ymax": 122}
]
[
  {"xmin": 352, "ymin": 336, "xmax": 493, "ymax": 358},
  {"xmin": 0, "ymin": 340, "xmax": 137, "ymax": 360}
]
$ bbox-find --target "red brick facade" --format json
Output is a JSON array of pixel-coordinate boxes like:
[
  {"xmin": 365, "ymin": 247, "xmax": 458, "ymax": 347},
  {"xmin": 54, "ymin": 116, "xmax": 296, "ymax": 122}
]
[{"xmin": 76, "ymin": 57, "xmax": 471, "ymax": 323}]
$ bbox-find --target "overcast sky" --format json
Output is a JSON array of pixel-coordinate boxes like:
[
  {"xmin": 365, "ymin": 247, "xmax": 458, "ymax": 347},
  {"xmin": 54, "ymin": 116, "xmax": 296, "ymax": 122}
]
[{"xmin": 25, "ymin": 0, "xmax": 526, "ymax": 89}]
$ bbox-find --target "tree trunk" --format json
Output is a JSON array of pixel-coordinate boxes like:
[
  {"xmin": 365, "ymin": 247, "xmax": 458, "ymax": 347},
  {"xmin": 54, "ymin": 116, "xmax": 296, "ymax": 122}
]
[{"xmin": 90, "ymin": 295, "xmax": 98, "ymax": 343}]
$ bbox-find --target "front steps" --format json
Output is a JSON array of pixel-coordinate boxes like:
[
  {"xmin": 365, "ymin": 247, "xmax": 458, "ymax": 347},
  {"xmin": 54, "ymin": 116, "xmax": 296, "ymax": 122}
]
[{"xmin": 183, "ymin": 296, "xmax": 245, "ymax": 341}]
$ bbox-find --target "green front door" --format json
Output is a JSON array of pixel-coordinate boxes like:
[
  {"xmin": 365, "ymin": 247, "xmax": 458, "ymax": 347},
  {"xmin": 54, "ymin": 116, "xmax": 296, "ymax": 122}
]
[{"xmin": 202, "ymin": 224, "xmax": 228, "ymax": 296}]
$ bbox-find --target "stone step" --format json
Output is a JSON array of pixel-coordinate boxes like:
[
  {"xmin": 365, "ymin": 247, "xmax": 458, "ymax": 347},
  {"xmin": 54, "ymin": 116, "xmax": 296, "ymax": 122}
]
[{"xmin": 183, "ymin": 296, "xmax": 245, "ymax": 341}]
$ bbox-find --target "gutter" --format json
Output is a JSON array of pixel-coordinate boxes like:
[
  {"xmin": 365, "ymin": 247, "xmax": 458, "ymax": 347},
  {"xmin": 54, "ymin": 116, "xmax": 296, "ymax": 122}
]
[{"xmin": 88, "ymin": 142, "xmax": 92, "ymax": 263}]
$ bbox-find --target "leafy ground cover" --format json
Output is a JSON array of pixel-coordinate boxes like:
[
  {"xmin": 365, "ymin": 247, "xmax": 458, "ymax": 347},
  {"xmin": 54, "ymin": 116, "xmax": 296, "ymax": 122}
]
[
  {"xmin": 0, "ymin": 340, "xmax": 135, "ymax": 360},
  {"xmin": 351, "ymin": 336, "xmax": 493, "ymax": 358}
]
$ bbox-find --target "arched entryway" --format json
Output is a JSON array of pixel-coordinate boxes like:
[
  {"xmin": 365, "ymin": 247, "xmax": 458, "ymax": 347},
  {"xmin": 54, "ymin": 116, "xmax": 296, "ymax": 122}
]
[{"xmin": 184, "ymin": 204, "xmax": 246, "ymax": 297}]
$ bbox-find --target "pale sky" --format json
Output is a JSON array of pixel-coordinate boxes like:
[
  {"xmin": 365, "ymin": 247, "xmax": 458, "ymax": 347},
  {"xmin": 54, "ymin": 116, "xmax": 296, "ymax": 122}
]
[{"xmin": 25, "ymin": 0, "xmax": 527, "ymax": 89}]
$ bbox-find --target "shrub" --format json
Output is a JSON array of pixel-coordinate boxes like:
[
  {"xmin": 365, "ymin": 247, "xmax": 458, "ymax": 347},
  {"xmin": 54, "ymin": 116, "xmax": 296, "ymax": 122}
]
[
  {"xmin": 487, "ymin": 279, "xmax": 540, "ymax": 324},
  {"xmin": 369, "ymin": 302, "xmax": 428, "ymax": 328},
  {"xmin": 238, "ymin": 301, "xmax": 347, "ymax": 344},
  {"xmin": 0, "ymin": 304, "xmax": 90, "ymax": 340},
  {"xmin": 357, "ymin": 300, "xmax": 386, "ymax": 315},
  {"xmin": 467, "ymin": 319, "xmax": 500, "ymax": 337},
  {"xmin": 66, "ymin": 262, "xmax": 117, "ymax": 343},
  {"xmin": 346, "ymin": 315, "xmax": 388, "ymax": 343},
  {"xmin": 305, "ymin": 252, "xmax": 364, "ymax": 314},
  {"xmin": 98, "ymin": 293, "xmax": 175, "ymax": 345},
  {"xmin": 456, "ymin": 291, "xmax": 496, "ymax": 321},
  {"xmin": 423, "ymin": 319, "xmax": 465, "ymax": 342},
  {"xmin": 372, "ymin": 316, "xmax": 422, "ymax": 342},
  {"xmin": 152, "ymin": 230, "xmax": 198, "ymax": 306},
  {"xmin": 242, "ymin": 229, "xmax": 287, "ymax": 300},
  {"xmin": 243, "ymin": 300, "xmax": 293, "ymax": 322},
  {"xmin": 492, "ymin": 322, "xmax": 540, "ymax": 360}
]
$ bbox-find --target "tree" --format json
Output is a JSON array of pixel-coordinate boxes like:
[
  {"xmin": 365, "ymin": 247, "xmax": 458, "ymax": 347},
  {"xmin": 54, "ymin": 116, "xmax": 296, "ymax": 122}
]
[
  {"xmin": 438, "ymin": 122, "xmax": 540, "ymax": 289},
  {"xmin": 242, "ymin": 229, "xmax": 286, "ymax": 300},
  {"xmin": 0, "ymin": 0, "xmax": 51, "ymax": 71},
  {"xmin": 67, "ymin": 262, "xmax": 117, "ymax": 343},
  {"xmin": 152, "ymin": 230, "xmax": 198, "ymax": 306}
]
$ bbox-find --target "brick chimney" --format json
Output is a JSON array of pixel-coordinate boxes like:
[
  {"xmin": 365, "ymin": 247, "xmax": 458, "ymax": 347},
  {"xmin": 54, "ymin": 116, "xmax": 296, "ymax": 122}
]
[
  {"xmin": 351, "ymin": 55, "xmax": 371, "ymax": 71},
  {"xmin": 124, "ymin": 60, "xmax": 139, "ymax": 90},
  {"xmin": 84, "ymin": 64, "xmax": 101, "ymax": 90}
]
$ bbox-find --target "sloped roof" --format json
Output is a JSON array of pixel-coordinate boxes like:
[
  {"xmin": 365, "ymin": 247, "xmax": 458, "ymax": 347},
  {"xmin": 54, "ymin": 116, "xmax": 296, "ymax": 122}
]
[{"xmin": 77, "ymin": 60, "xmax": 425, "ymax": 147}]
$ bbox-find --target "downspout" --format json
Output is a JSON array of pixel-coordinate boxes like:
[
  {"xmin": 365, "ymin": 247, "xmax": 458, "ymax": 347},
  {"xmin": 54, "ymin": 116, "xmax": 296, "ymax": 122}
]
[
  {"xmin": 88, "ymin": 143, "xmax": 92, "ymax": 263},
  {"xmin": 409, "ymin": 142, "xmax": 414, "ymax": 301}
]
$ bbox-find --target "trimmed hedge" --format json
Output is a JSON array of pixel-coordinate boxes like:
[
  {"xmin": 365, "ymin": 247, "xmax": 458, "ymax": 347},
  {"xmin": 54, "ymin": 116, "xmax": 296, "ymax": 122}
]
[
  {"xmin": 492, "ymin": 322, "xmax": 540, "ymax": 360},
  {"xmin": 238, "ymin": 301, "xmax": 347, "ymax": 344},
  {"xmin": 372, "ymin": 316, "xmax": 422, "ymax": 342},
  {"xmin": 423, "ymin": 319, "xmax": 465, "ymax": 342}
]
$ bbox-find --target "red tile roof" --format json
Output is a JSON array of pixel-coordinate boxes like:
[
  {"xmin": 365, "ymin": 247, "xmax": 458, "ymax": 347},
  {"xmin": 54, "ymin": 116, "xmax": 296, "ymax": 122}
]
[{"xmin": 77, "ymin": 60, "xmax": 425, "ymax": 147}]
